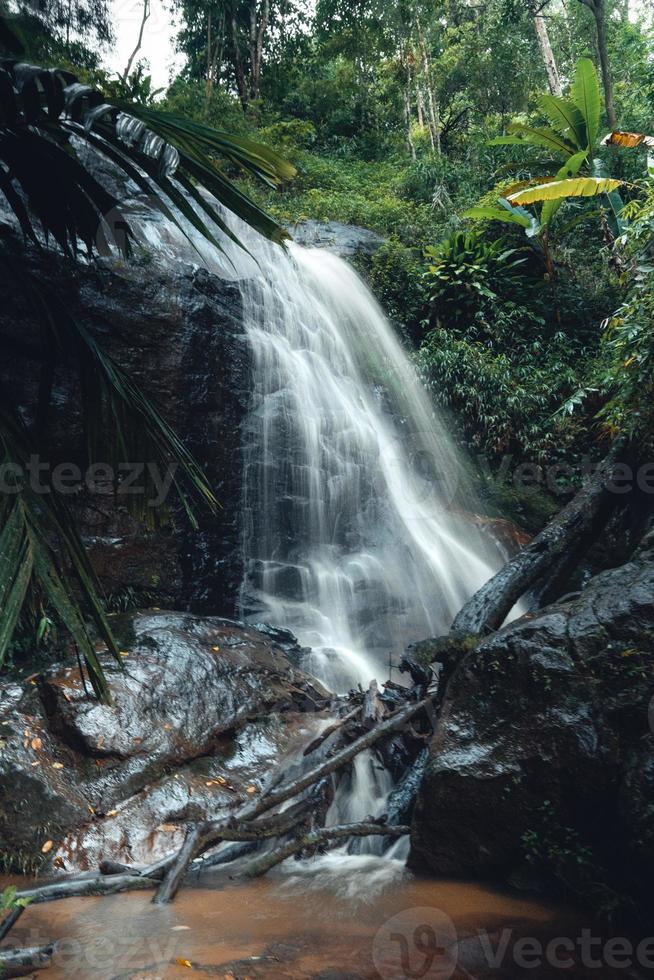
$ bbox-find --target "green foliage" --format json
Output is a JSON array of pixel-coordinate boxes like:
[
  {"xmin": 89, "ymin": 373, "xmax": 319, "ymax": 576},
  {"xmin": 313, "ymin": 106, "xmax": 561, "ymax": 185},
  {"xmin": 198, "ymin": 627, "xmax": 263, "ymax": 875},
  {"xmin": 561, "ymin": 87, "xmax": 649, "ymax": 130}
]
[
  {"xmin": 357, "ymin": 238, "xmax": 425, "ymax": 342},
  {"xmin": 423, "ymin": 230, "xmax": 530, "ymax": 328},
  {"xmin": 591, "ymin": 185, "xmax": 654, "ymax": 446},
  {"xmin": 417, "ymin": 323, "xmax": 582, "ymax": 460},
  {"xmin": 0, "ymin": 885, "xmax": 31, "ymax": 911}
]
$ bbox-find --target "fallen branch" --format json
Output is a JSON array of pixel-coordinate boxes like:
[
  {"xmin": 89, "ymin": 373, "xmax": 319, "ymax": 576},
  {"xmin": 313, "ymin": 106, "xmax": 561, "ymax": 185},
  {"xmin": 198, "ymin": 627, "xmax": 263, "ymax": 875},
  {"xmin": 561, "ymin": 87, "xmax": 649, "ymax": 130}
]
[
  {"xmin": 452, "ymin": 443, "xmax": 623, "ymax": 634},
  {"xmin": 235, "ymin": 822, "xmax": 410, "ymax": 879},
  {"xmin": 0, "ymin": 943, "xmax": 56, "ymax": 978},
  {"xmin": 302, "ymin": 705, "xmax": 362, "ymax": 756},
  {"xmin": 153, "ymin": 695, "xmax": 432, "ymax": 903}
]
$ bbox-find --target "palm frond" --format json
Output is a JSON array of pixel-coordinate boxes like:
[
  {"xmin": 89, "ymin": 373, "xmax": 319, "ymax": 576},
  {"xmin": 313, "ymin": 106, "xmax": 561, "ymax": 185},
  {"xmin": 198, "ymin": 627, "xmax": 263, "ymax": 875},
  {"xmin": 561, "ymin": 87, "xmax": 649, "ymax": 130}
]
[
  {"xmin": 0, "ymin": 409, "xmax": 122, "ymax": 701},
  {"xmin": 0, "ymin": 51, "xmax": 295, "ymax": 259}
]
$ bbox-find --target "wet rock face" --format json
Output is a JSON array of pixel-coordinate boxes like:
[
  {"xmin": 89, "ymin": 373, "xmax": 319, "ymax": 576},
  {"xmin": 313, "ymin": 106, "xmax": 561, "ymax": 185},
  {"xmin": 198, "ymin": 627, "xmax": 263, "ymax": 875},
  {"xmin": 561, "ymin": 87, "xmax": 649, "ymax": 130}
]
[
  {"xmin": 0, "ymin": 613, "xmax": 328, "ymax": 873},
  {"xmin": 410, "ymin": 536, "xmax": 654, "ymax": 912},
  {"xmin": 0, "ymin": 237, "xmax": 250, "ymax": 617}
]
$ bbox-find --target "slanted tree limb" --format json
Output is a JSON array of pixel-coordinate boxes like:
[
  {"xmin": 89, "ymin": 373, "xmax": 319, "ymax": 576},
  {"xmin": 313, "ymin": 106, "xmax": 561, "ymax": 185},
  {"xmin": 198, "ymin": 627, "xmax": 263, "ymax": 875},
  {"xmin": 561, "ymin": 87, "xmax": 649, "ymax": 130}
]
[
  {"xmin": 0, "ymin": 906, "xmax": 25, "ymax": 943},
  {"xmin": 235, "ymin": 822, "xmax": 410, "ymax": 879},
  {"xmin": 302, "ymin": 705, "xmax": 362, "ymax": 756},
  {"xmin": 452, "ymin": 443, "xmax": 623, "ymax": 635},
  {"xmin": 153, "ymin": 695, "xmax": 432, "ymax": 904}
]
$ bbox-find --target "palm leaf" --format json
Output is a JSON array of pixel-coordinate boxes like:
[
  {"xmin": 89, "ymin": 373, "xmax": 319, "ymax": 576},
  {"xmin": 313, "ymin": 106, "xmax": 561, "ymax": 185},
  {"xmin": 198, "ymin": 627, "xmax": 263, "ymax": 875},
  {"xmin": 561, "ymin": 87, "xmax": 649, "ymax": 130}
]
[
  {"xmin": 508, "ymin": 176, "xmax": 622, "ymax": 206},
  {"xmin": 541, "ymin": 150, "xmax": 588, "ymax": 227},
  {"xmin": 571, "ymin": 58, "xmax": 601, "ymax": 150},
  {"xmin": 0, "ymin": 406, "xmax": 121, "ymax": 701},
  {"xmin": 0, "ymin": 501, "xmax": 33, "ymax": 666},
  {"xmin": 505, "ymin": 123, "xmax": 577, "ymax": 158},
  {"xmin": 537, "ymin": 95, "xmax": 587, "ymax": 150},
  {"xmin": 0, "ymin": 55, "xmax": 294, "ymax": 259}
]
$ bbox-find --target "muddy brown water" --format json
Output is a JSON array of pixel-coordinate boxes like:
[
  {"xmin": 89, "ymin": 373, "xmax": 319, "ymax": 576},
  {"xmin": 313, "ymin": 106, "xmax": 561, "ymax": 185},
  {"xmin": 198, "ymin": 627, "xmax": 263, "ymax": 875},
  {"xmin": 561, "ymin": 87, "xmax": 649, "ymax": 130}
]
[{"xmin": 2, "ymin": 857, "xmax": 638, "ymax": 979}]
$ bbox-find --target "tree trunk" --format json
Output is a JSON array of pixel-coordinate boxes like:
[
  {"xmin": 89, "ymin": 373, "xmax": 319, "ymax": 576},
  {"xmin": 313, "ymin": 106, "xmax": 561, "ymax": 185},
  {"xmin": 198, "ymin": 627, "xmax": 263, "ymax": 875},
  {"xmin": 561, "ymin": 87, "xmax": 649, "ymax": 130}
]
[
  {"xmin": 579, "ymin": 0, "xmax": 617, "ymax": 128},
  {"xmin": 231, "ymin": 13, "xmax": 250, "ymax": 110},
  {"xmin": 592, "ymin": 0, "xmax": 617, "ymax": 129},
  {"xmin": 452, "ymin": 442, "xmax": 624, "ymax": 635},
  {"xmin": 121, "ymin": 0, "xmax": 150, "ymax": 84},
  {"xmin": 415, "ymin": 16, "xmax": 440, "ymax": 154},
  {"xmin": 0, "ymin": 943, "xmax": 56, "ymax": 978},
  {"xmin": 247, "ymin": 0, "xmax": 269, "ymax": 102},
  {"xmin": 404, "ymin": 59, "xmax": 417, "ymax": 160},
  {"xmin": 531, "ymin": 8, "xmax": 563, "ymax": 96}
]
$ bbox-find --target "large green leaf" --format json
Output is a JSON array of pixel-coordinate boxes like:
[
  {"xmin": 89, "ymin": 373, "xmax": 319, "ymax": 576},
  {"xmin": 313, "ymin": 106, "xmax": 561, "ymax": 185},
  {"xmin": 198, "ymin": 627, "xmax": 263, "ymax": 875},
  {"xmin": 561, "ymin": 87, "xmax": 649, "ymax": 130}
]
[
  {"xmin": 464, "ymin": 204, "xmax": 532, "ymax": 229},
  {"xmin": 508, "ymin": 176, "xmax": 622, "ymax": 206},
  {"xmin": 571, "ymin": 58, "xmax": 601, "ymax": 150},
  {"xmin": 540, "ymin": 150, "xmax": 588, "ymax": 227},
  {"xmin": 591, "ymin": 158, "xmax": 627, "ymax": 237},
  {"xmin": 504, "ymin": 123, "xmax": 577, "ymax": 158},
  {"xmin": 538, "ymin": 95, "xmax": 588, "ymax": 151}
]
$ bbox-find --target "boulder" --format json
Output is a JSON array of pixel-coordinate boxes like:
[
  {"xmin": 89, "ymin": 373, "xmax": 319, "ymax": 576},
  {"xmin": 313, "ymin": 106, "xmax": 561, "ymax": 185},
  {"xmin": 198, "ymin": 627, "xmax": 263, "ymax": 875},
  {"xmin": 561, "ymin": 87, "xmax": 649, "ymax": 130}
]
[
  {"xmin": 289, "ymin": 220, "xmax": 384, "ymax": 257},
  {"xmin": 410, "ymin": 534, "xmax": 654, "ymax": 915},
  {"xmin": 0, "ymin": 613, "xmax": 329, "ymax": 873}
]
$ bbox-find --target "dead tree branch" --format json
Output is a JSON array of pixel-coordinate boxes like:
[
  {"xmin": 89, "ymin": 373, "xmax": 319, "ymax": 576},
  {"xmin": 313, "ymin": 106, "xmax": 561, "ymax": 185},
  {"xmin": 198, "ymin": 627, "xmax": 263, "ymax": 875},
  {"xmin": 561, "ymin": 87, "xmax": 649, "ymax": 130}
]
[
  {"xmin": 452, "ymin": 442, "xmax": 624, "ymax": 634},
  {"xmin": 235, "ymin": 822, "xmax": 410, "ymax": 879},
  {"xmin": 153, "ymin": 695, "xmax": 432, "ymax": 903}
]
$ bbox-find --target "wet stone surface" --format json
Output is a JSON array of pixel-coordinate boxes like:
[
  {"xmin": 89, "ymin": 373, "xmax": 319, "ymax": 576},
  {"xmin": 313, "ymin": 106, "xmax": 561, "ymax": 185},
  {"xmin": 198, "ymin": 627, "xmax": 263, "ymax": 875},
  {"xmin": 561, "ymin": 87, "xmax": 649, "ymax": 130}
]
[{"xmin": 0, "ymin": 612, "xmax": 329, "ymax": 873}]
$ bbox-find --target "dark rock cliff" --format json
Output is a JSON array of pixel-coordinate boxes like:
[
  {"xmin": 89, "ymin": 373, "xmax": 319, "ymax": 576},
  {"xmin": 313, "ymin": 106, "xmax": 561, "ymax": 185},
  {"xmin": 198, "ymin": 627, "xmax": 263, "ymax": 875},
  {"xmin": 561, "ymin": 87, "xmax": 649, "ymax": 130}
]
[
  {"xmin": 410, "ymin": 530, "xmax": 654, "ymax": 918},
  {"xmin": 0, "ymin": 233, "xmax": 249, "ymax": 616}
]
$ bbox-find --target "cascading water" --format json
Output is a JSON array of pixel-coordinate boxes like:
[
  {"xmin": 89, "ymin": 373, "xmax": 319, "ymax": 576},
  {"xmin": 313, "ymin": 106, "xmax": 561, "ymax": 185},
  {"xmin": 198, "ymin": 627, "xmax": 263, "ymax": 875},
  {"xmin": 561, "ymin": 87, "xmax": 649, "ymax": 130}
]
[
  {"xmin": 237, "ymin": 241, "xmax": 503, "ymax": 693},
  {"xmin": 124, "ymin": 195, "xmax": 505, "ymax": 875}
]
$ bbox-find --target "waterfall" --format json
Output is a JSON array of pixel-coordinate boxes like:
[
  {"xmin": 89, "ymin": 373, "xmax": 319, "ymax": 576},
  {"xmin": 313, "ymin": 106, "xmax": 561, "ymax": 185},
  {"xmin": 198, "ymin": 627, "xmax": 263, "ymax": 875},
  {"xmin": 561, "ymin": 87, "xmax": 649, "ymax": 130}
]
[
  {"xmin": 236, "ymin": 239, "xmax": 502, "ymax": 692},
  {"xmin": 124, "ymin": 198, "xmax": 505, "ymax": 870}
]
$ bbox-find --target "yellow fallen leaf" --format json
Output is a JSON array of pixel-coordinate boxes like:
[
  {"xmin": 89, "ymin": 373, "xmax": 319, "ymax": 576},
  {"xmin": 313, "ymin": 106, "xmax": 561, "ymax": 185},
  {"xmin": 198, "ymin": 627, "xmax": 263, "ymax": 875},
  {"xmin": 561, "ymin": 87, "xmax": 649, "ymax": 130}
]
[
  {"xmin": 31, "ymin": 761, "xmax": 41, "ymax": 767},
  {"xmin": 106, "ymin": 809, "xmax": 118, "ymax": 817},
  {"xmin": 175, "ymin": 959, "xmax": 193, "ymax": 969},
  {"xmin": 246, "ymin": 786, "xmax": 257, "ymax": 794},
  {"xmin": 41, "ymin": 840, "xmax": 54, "ymax": 854},
  {"xmin": 215, "ymin": 776, "xmax": 227, "ymax": 785},
  {"xmin": 52, "ymin": 762, "xmax": 64, "ymax": 770},
  {"xmin": 211, "ymin": 646, "xmax": 220, "ymax": 652},
  {"xmin": 119, "ymin": 651, "xmax": 129, "ymax": 658},
  {"xmin": 88, "ymin": 806, "xmax": 96, "ymax": 815},
  {"xmin": 31, "ymin": 737, "xmax": 42, "ymax": 751}
]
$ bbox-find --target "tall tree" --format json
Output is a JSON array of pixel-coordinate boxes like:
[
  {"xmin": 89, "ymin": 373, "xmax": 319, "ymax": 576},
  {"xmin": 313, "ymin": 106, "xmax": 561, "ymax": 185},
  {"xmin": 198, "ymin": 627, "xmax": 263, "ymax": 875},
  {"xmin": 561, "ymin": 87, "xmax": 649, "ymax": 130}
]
[
  {"xmin": 576, "ymin": 0, "xmax": 617, "ymax": 128},
  {"xmin": 526, "ymin": 0, "xmax": 563, "ymax": 95}
]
